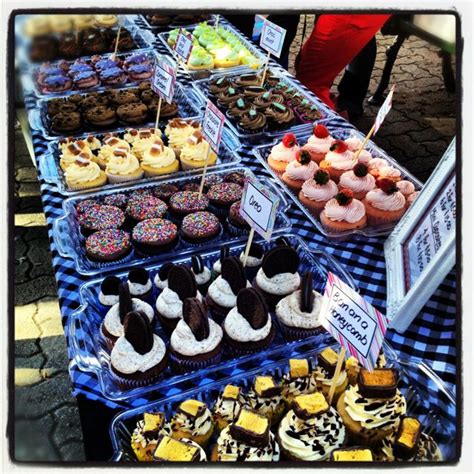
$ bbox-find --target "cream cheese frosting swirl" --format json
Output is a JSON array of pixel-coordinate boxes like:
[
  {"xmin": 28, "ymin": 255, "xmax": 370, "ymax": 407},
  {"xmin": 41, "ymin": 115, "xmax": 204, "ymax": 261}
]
[
  {"xmin": 170, "ymin": 318, "xmax": 222, "ymax": 356},
  {"xmin": 343, "ymin": 384, "xmax": 407, "ymax": 430},
  {"xmin": 256, "ymin": 268, "xmax": 301, "ymax": 296},
  {"xmin": 180, "ymin": 140, "xmax": 215, "ymax": 163},
  {"xmin": 132, "ymin": 137, "xmax": 159, "ymax": 160},
  {"xmin": 224, "ymin": 306, "xmax": 272, "ymax": 342},
  {"xmin": 325, "ymin": 149, "xmax": 356, "ymax": 170},
  {"xmin": 155, "ymin": 287, "xmax": 202, "ymax": 320},
  {"xmin": 278, "ymin": 408, "xmax": 346, "ymax": 461},
  {"xmin": 103, "ymin": 298, "xmax": 154, "ymax": 338},
  {"xmin": 275, "ymin": 289, "xmax": 323, "ymax": 328},
  {"xmin": 65, "ymin": 160, "xmax": 101, "ymax": 184},
  {"xmin": 166, "ymin": 123, "xmax": 199, "ymax": 149},
  {"xmin": 301, "ymin": 178, "xmax": 338, "ymax": 202},
  {"xmin": 213, "ymin": 392, "xmax": 245, "ymax": 424},
  {"xmin": 314, "ymin": 365, "xmax": 347, "ymax": 388},
  {"xmin": 378, "ymin": 165, "xmax": 401, "ymax": 180},
  {"xmin": 281, "ymin": 372, "xmax": 318, "ymax": 399},
  {"xmin": 192, "ymin": 265, "xmax": 211, "ymax": 285},
  {"xmin": 141, "ymin": 145, "xmax": 176, "ymax": 168},
  {"xmin": 285, "ymin": 160, "xmax": 318, "ymax": 181},
  {"xmin": 111, "ymin": 334, "xmax": 166, "ymax": 374},
  {"xmin": 306, "ymin": 134, "xmax": 334, "ymax": 153},
  {"xmin": 106, "ymin": 153, "xmax": 141, "ymax": 176},
  {"xmin": 269, "ymin": 142, "xmax": 299, "ymax": 162},
  {"xmin": 171, "ymin": 405, "xmax": 213, "ymax": 437},
  {"xmin": 208, "ymin": 276, "xmax": 251, "ymax": 308},
  {"xmin": 345, "ymin": 136, "xmax": 363, "ymax": 152},
  {"xmin": 366, "ymin": 189, "xmax": 406, "ymax": 211},
  {"xmin": 339, "ymin": 170, "xmax": 376, "ymax": 194},
  {"xmin": 324, "ymin": 198, "xmax": 366, "ymax": 223},
  {"xmin": 396, "ymin": 180, "xmax": 416, "ymax": 196},
  {"xmin": 127, "ymin": 279, "xmax": 152, "ymax": 297}
]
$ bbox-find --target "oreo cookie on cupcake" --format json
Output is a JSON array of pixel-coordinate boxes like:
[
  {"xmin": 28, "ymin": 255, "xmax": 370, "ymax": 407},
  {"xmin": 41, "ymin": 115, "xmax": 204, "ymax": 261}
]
[
  {"xmin": 99, "ymin": 275, "xmax": 121, "ymax": 307},
  {"xmin": 127, "ymin": 267, "xmax": 152, "ymax": 299},
  {"xmin": 153, "ymin": 262, "xmax": 174, "ymax": 291},
  {"xmin": 191, "ymin": 255, "xmax": 212, "ymax": 295},
  {"xmin": 211, "ymin": 245, "xmax": 229, "ymax": 279},
  {"xmin": 169, "ymin": 297, "xmax": 223, "ymax": 374}
]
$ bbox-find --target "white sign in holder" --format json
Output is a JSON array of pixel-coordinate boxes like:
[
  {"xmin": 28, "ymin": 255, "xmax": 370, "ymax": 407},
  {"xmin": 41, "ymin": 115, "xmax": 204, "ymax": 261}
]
[
  {"xmin": 258, "ymin": 18, "xmax": 287, "ymax": 86},
  {"xmin": 174, "ymin": 29, "xmax": 194, "ymax": 66},
  {"xmin": 151, "ymin": 59, "xmax": 177, "ymax": 133}
]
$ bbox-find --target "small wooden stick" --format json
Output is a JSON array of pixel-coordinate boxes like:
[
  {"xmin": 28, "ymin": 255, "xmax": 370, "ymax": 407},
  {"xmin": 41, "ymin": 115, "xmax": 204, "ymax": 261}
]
[
  {"xmin": 154, "ymin": 97, "xmax": 162, "ymax": 134},
  {"xmin": 198, "ymin": 144, "xmax": 211, "ymax": 199},
  {"xmin": 215, "ymin": 14, "xmax": 219, "ymax": 30},
  {"xmin": 112, "ymin": 25, "xmax": 122, "ymax": 60},
  {"xmin": 260, "ymin": 51, "xmax": 271, "ymax": 87},
  {"xmin": 354, "ymin": 124, "xmax": 375, "ymax": 161},
  {"xmin": 328, "ymin": 347, "xmax": 346, "ymax": 405},
  {"xmin": 242, "ymin": 228, "xmax": 255, "ymax": 267}
]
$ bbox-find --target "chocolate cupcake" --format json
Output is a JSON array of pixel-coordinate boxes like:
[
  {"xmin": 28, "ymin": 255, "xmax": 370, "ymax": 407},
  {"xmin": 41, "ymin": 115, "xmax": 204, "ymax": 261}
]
[
  {"xmin": 226, "ymin": 98, "xmax": 251, "ymax": 120},
  {"xmin": 264, "ymin": 102, "xmax": 295, "ymax": 131},
  {"xmin": 217, "ymin": 87, "xmax": 242, "ymax": 109},
  {"xmin": 126, "ymin": 195, "xmax": 168, "ymax": 223},
  {"xmin": 180, "ymin": 211, "xmax": 221, "ymax": 244},
  {"xmin": 78, "ymin": 204, "xmax": 125, "ymax": 236},
  {"xmin": 85, "ymin": 105, "xmax": 117, "ymax": 127},
  {"xmin": 224, "ymin": 171, "xmax": 246, "ymax": 186},
  {"xmin": 127, "ymin": 267, "xmax": 152, "ymax": 299},
  {"xmin": 208, "ymin": 76, "xmax": 233, "ymax": 96},
  {"xmin": 152, "ymin": 184, "xmax": 179, "ymax": 203},
  {"xmin": 295, "ymin": 99, "xmax": 322, "ymax": 123},
  {"xmin": 75, "ymin": 198, "xmax": 100, "ymax": 215},
  {"xmin": 110, "ymin": 310, "xmax": 167, "ymax": 389},
  {"xmin": 206, "ymin": 182, "xmax": 243, "ymax": 219},
  {"xmin": 103, "ymin": 193, "xmax": 129, "ymax": 210},
  {"xmin": 169, "ymin": 297, "xmax": 223, "ymax": 374},
  {"xmin": 153, "ymin": 262, "xmax": 175, "ymax": 291},
  {"xmin": 85, "ymin": 229, "xmax": 131, "ymax": 262},
  {"xmin": 169, "ymin": 191, "xmax": 209, "ymax": 220},
  {"xmin": 131, "ymin": 218, "xmax": 178, "ymax": 256},
  {"xmin": 242, "ymin": 86, "xmax": 266, "ymax": 101},
  {"xmin": 226, "ymin": 200, "xmax": 250, "ymax": 236},
  {"xmin": 237, "ymin": 108, "xmax": 266, "ymax": 135},
  {"xmin": 254, "ymin": 91, "xmax": 285, "ymax": 110},
  {"xmin": 234, "ymin": 74, "xmax": 261, "ymax": 87},
  {"xmin": 190, "ymin": 255, "xmax": 212, "ymax": 295},
  {"xmin": 211, "ymin": 245, "xmax": 229, "ymax": 279},
  {"xmin": 99, "ymin": 275, "xmax": 121, "ymax": 306}
]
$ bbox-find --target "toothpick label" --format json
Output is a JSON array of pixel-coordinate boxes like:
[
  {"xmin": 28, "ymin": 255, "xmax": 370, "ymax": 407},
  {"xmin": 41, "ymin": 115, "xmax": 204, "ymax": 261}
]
[
  {"xmin": 320, "ymin": 272, "xmax": 388, "ymax": 371},
  {"xmin": 151, "ymin": 60, "xmax": 177, "ymax": 104},
  {"xmin": 201, "ymin": 100, "xmax": 225, "ymax": 153},
  {"xmin": 374, "ymin": 85, "xmax": 395, "ymax": 135},
  {"xmin": 174, "ymin": 29, "xmax": 194, "ymax": 62},
  {"xmin": 260, "ymin": 19, "xmax": 286, "ymax": 58}
]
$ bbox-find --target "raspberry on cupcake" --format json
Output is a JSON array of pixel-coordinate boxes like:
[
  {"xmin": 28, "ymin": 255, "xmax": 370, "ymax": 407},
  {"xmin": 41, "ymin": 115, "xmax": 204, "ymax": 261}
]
[
  {"xmin": 319, "ymin": 139, "xmax": 356, "ymax": 182},
  {"xmin": 281, "ymin": 149, "xmax": 319, "ymax": 193},
  {"xmin": 303, "ymin": 124, "xmax": 334, "ymax": 163},
  {"xmin": 267, "ymin": 133, "xmax": 300, "ymax": 176},
  {"xmin": 298, "ymin": 169, "xmax": 339, "ymax": 217},
  {"xmin": 363, "ymin": 178, "xmax": 406, "ymax": 226}
]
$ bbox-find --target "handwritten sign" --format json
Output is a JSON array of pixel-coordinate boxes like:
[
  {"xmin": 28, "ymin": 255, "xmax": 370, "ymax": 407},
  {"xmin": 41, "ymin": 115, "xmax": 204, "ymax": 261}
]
[
  {"xmin": 320, "ymin": 272, "xmax": 388, "ymax": 371},
  {"xmin": 201, "ymin": 100, "xmax": 225, "ymax": 153},
  {"xmin": 374, "ymin": 85, "xmax": 395, "ymax": 135},
  {"xmin": 240, "ymin": 178, "xmax": 279, "ymax": 241},
  {"xmin": 151, "ymin": 61, "xmax": 177, "ymax": 104},
  {"xmin": 260, "ymin": 19, "xmax": 286, "ymax": 58},
  {"xmin": 174, "ymin": 29, "xmax": 194, "ymax": 62}
]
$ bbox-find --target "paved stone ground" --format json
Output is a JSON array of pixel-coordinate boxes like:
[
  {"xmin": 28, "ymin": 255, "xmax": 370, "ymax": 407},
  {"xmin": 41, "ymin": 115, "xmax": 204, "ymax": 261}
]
[{"xmin": 12, "ymin": 14, "xmax": 456, "ymax": 463}]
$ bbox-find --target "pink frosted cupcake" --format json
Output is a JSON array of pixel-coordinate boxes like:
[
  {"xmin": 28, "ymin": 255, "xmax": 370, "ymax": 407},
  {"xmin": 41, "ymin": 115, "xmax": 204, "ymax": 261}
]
[
  {"xmin": 396, "ymin": 179, "xmax": 416, "ymax": 201},
  {"xmin": 320, "ymin": 189, "xmax": 367, "ymax": 233},
  {"xmin": 344, "ymin": 136, "xmax": 373, "ymax": 163},
  {"xmin": 363, "ymin": 179, "xmax": 407, "ymax": 225},
  {"xmin": 338, "ymin": 163, "xmax": 376, "ymax": 200},
  {"xmin": 406, "ymin": 191, "xmax": 419, "ymax": 208},
  {"xmin": 267, "ymin": 133, "xmax": 300, "ymax": 176},
  {"xmin": 319, "ymin": 140, "xmax": 356, "ymax": 182},
  {"xmin": 367, "ymin": 157, "xmax": 389, "ymax": 178},
  {"xmin": 298, "ymin": 169, "xmax": 338, "ymax": 217},
  {"xmin": 378, "ymin": 165, "xmax": 402, "ymax": 182},
  {"xmin": 302, "ymin": 124, "xmax": 334, "ymax": 163},
  {"xmin": 281, "ymin": 149, "xmax": 319, "ymax": 193}
]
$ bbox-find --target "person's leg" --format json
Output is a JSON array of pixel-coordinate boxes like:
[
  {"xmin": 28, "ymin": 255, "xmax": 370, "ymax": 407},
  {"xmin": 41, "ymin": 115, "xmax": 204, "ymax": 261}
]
[
  {"xmin": 266, "ymin": 14, "xmax": 301, "ymax": 70},
  {"xmin": 296, "ymin": 14, "xmax": 390, "ymax": 110}
]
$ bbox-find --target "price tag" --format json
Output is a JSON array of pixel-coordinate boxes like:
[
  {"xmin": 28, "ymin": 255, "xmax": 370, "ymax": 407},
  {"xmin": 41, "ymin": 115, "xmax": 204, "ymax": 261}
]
[
  {"xmin": 374, "ymin": 85, "xmax": 395, "ymax": 135},
  {"xmin": 174, "ymin": 29, "xmax": 194, "ymax": 62},
  {"xmin": 319, "ymin": 272, "xmax": 388, "ymax": 371},
  {"xmin": 260, "ymin": 19, "xmax": 286, "ymax": 58},
  {"xmin": 201, "ymin": 100, "xmax": 225, "ymax": 152},
  {"xmin": 151, "ymin": 61, "xmax": 177, "ymax": 104},
  {"xmin": 240, "ymin": 178, "xmax": 279, "ymax": 241}
]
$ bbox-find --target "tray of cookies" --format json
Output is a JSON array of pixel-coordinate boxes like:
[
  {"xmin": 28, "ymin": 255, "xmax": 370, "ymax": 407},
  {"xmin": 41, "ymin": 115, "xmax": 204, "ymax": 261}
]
[
  {"xmin": 52, "ymin": 167, "xmax": 292, "ymax": 275},
  {"xmin": 108, "ymin": 341, "xmax": 455, "ymax": 462},
  {"xmin": 253, "ymin": 125, "xmax": 423, "ymax": 240},
  {"xmin": 39, "ymin": 118, "xmax": 241, "ymax": 196},
  {"xmin": 69, "ymin": 233, "xmax": 356, "ymax": 402},
  {"xmin": 139, "ymin": 14, "xmax": 217, "ymax": 31},
  {"xmin": 28, "ymin": 80, "xmax": 203, "ymax": 140},
  {"xmin": 192, "ymin": 67, "xmax": 336, "ymax": 144}
]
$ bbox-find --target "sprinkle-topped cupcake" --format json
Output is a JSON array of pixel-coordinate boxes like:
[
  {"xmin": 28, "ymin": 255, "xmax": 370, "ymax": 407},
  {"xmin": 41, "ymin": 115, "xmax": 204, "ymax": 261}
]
[
  {"xmin": 180, "ymin": 211, "xmax": 221, "ymax": 244},
  {"xmin": 131, "ymin": 218, "xmax": 178, "ymax": 255},
  {"xmin": 85, "ymin": 229, "xmax": 131, "ymax": 262}
]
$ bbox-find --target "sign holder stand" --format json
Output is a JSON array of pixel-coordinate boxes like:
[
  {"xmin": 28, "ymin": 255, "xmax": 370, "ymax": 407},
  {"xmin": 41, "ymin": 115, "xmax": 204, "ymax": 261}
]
[
  {"xmin": 241, "ymin": 228, "xmax": 256, "ymax": 267},
  {"xmin": 198, "ymin": 146, "xmax": 211, "ymax": 199},
  {"xmin": 260, "ymin": 51, "xmax": 271, "ymax": 87},
  {"xmin": 154, "ymin": 97, "xmax": 162, "ymax": 135},
  {"xmin": 327, "ymin": 348, "xmax": 346, "ymax": 405}
]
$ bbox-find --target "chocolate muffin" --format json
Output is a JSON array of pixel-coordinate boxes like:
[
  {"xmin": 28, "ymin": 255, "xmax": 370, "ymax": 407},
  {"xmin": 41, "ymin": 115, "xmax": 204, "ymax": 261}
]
[
  {"xmin": 152, "ymin": 184, "xmax": 179, "ymax": 203},
  {"xmin": 131, "ymin": 218, "xmax": 179, "ymax": 255},
  {"xmin": 207, "ymin": 182, "xmax": 243, "ymax": 218},
  {"xmin": 242, "ymin": 86, "xmax": 266, "ymax": 101},
  {"xmin": 117, "ymin": 103, "xmax": 148, "ymax": 125},
  {"xmin": 108, "ymin": 90, "xmax": 140, "ymax": 106},
  {"xmin": 264, "ymin": 102, "xmax": 295, "ymax": 131},
  {"xmin": 226, "ymin": 98, "xmax": 251, "ymax": 119},
  {"xmin": 217, "ymin": 87, "xmax": 242, "ymax": 109},
  {"xmin": 85, "ymin": 105, "xmax": 117, "ymax": 127},
  {"xmin": 237, "ymin": 109, "xmax": 266, "ymax": 134},
  {"xmin": 180, "ymin": 211, "xmax": 222, "ymax": 244},
  {"xmin": 125, "ymin": 195, "xmax": 168, "ymax": 223},
  {"xmin": 234, "ymin": 74, "xmax": 261, "ymax": 88},
  {"xmin": 78, "ymin": 204, "xmax": 125, "ymax": 236},
  {"xmin": 51, "ymin": 111, "xmax": 82, "ymax": 134},
  {"xmin": 254, "ymin": 91, "xmax": 285, "ymax": 110},
  {"xmin": 57, "ymin": 33, "xmax": 81, "ymax": 58},
  {"xmin": 82, "ymin": 28, "xmax": 108, "ymax": 55}
]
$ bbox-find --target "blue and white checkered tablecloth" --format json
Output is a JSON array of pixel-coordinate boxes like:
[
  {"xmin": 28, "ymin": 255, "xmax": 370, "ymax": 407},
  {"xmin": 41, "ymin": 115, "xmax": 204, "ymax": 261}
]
[{"xmin": 20, "ymin": 16, "xmax": 456, "ymax": 411}]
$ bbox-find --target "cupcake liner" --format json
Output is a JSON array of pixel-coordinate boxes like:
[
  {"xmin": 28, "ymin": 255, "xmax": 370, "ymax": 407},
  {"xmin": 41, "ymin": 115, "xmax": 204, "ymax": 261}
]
[
  {"xmin": 169, "ymin": 349, "xmax": 222, "ymax": 375},
  {"xmin": 106, "ymin": 169, "xmax": 144, "ymax": 184},
  {"xmin": 179, "ymin": 226, "xmax": 223, "ymax": 247},
  {"xmin": 208, "ymin": 204, "xmax": 230, "ymax": 220},
  {"xmin": 205, "ymin": 294, "xmax": 231, "ymax": 323},
  {"xmin": 109, "ymin": 370, "xmax": 163, "ymax": 390},
  {"xmin": 86, "ymin": 247, "xmax": 133, "ymax": 267},
  {"xmin": 132, "ymin": 235, "xmax": 180, "ymax": 256},
  {"xmin": 277, "ymin": 319, "xmax": 326, "ymax": 342},
  {"xmin": 226, "ymin": 218, "xmax": 250, "ymax": 237}
]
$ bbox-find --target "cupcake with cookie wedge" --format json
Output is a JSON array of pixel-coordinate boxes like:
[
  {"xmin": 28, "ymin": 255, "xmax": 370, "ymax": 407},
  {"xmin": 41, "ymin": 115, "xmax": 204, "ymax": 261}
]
[
  {"xmin": 280, "ymin": 358, "xmax": 318, "ymax": 406},
  {"xmin": 337, "ymin": 368, "xmax": 407, "ymax": 446},
  {"xmin": 131, "ymin": 412, "xmax": 171, "ymax": 461},
  {"xmin": 140, "ymin": 140, "xmax": 179, "ymax": 177},
  {"xmin": 212, "ymin": 384, "xmax": 246, "ymax": 432},
  {"xmin": 153, "ymin": 435, "xmax": 207, "ymax": 462}
]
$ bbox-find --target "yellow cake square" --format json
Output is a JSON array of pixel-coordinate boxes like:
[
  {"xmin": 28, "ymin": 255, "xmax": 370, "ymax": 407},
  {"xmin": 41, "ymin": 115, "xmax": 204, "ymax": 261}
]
[
  {"xmin": 332, "ymin": 448, "xmax": 373, "ymax": 461},
  {"xmin": 289, "ymin": 359, "xmax": 309, "ymax": 379},
  {"xmin": 222, "ymin": 384, "xmax": 241, "ymax": 400},
  {"xmin": 143, "ymin": 412, "xmax": 164, "ymax": 433},
  {"xmin": 293, "ymin": 392, "xmax": 329, "ymax": 417},
  {"xmin": 397, "ymin": 417, "xmax": 421, "ymax": 448},
  {"xmin": 153, "ymin": 436, "xmax": 198, "ymax": 462},
  {"xmin": 178, "ymin": 399, "xmax": 205, "ymax": 418},
  {"xmin": 234, "ymin": 408, "xmax": 268, "ymax": 436}
]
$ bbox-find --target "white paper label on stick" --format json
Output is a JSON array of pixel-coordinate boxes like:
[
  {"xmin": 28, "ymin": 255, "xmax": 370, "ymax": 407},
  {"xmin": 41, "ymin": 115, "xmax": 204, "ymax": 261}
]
[
  {"xmin": 239, "ymin": 178, "xmax": 279, "ymax": 241},
  {"xmin": 174, "ymin": 30, "xmax": 194, "ymax": 62},
  {"xmin": 151, "ymin": 61, "xmax": 177, "ymax": 104},
  {"xmin": 202, "ymin": 100, "xmax": 225, "ymax": 152},
  {"xmin": 374, "ymin": 85, "xmax": 395, "ymax": 135},
  {"xmin": 320, "ymin": 272, "xmax": 388, "ymax": 371},
  {"xmin": 260, "ymin": 19, "xmax": 286, "ymax": 58}
]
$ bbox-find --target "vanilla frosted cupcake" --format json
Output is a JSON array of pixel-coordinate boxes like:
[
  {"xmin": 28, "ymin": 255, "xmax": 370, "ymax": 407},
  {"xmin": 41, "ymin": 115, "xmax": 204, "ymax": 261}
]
[
  {"xmin": 267, "ymin": 133, "xmax": 300, "ymax": 176},
  {"xmin": 363, "ymin": 178, "xmax": 406, "ymax": 225},
  {"xmin": 141, "ymin": 141, "xmax": 179, "ymax": 177},
  {"xmin": 406, "ymin": 191, "xmax": 419, "ymax": 207},
  {"xmin": 84, "ymin": 134, "xmax": 102, "ymax": 152},
  {"xmin": 320, "ymin": 139, "xmax": 356, "ymax": 182},
  {"xmin": 60, "ymin": 141, "xmax": 94, "ymax": 171},
  {"xmin": 298, "ymin": 169, "xmax": 338, "ymax": 216},
  {"xmin": 64, "ymin": 157, "xmax": 107, "ymax": 190},
  {"xmin": 314, "ymin": 347, "xmax": 348, "ymax": 404},
  {"xmin": 281, "ymin": 149, "xmax": 319, "ymax": 193},
  {"xmin": 165, "ymin": 119, "xmax": 201, "ymax": 158},
  {"xmin": 105, "ymin": 147, "xmax": 144, "ymax": 183},
  {"xmin": 132, "ymin": 129, "xmax": 161, "ymax": 160},
  {"xmin": 367, "ymin": 157, "xmax": 389, "ymax": 178},
  {"xmin": 245, "ymin": 376, "xmax": 285, "ymax": 426},
  {"xmin": 123, "ymin": 128, "xmax": 139, "ymax": 144},
  {"xmin": 338, "ymin": 163, "xmax": 376, "ymax": 199},
  {"xmin": 212, "ymin": 384, "xmax": 245, "ymax": 431},
  {"xmin": 303, "ymin": 124, "xmax": 334, "ymax": 163},
  {"xmin": 180, "ymin": 131, "xmax": 217, "ymax": 171},
  {"xmin": 280, "ymin": 359, "xmax": 318, "ymax": 405},
  {"xmin": 97, "ymin": 136, "xmax": 130, "ymax": 169},
  {"xmin": 320, "ymin": 189, "xmax": 367, "ymax": 233}
]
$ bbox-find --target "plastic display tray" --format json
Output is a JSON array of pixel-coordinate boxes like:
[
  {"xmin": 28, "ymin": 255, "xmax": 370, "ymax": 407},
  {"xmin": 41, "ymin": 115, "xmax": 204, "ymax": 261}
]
[
  {"xmin": 69, "ymin": 233, "xmax": 356, "ymax": 402},
  {"xmin": 138, "ymin": 14, "xmax": 217, "ymax": 31},
  {"xmin": 109, "ymin": 340, "xmax": 456, "ymax": 462},
  {"xmin": 254, "ymin": 127, "xmax": 423, "ymax": 240},
  {"xmin": 52, "ymin": 166, "xmax": 293, "ymax": 276}
]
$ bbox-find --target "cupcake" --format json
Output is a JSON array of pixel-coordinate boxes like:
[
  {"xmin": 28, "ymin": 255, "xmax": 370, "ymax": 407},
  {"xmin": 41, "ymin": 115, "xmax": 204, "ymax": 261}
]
[
  {"xmin": 280, "ymin": 359, "xmax": 318, "ymax": 405},
  {"xmin": 153, "ymin": 262, "xmax": 174, "ymax": 291},
  {"xmin": 77, "ymin": 204, "xmax": 124, "ymax": 236},
  {"xmin": 127, "ymin": 267, "xmax": 152, "ymax": 299},
  {"xmin": 140, "ymin": 141, "xmax": 179, "ymax": 177},
  {"xmin": 298, "ymin": 169, "xmax": 338, "ymax": 216},
  {"xmin": 85, "ymin": 229, "xmax": 131, "ymax": 262},
  {"xmin": 131, "ymin": 218, "xmax": 178, "ymax": 256},
  {"xmin": 277, "ymin": 392, "xmax": 346, "ymax": 461},
  {"xmin": 153, "ymin": 435, "xmax": 207, "ymax": 462},
  {"xmin": 223, "ymin": 287, "xmax": 275, "ymax": 355},
  {"xmin": 319, "ymin": 140, "xmax": 357, "ymax": 182},
  {"xmin": 109, "ymin": 311, "xmax": 168, "ymax": 389},
  {"xmin": 406, "ymin": 191, "xmax": 419, "ymax": 207},
  {"xmin": 60, "ymin": 141, "xmax": 94, "ymax": 171},
  {"xmin": 253, "ymin": 245, "xmax": 301, "ymax": 309},
  {"xmin": 239, "ymin": 242, "xmax": 264, "ymax": 280},
  {"xmin": 346, "ymin": 350, "xmax": 386, "ymax": 386},
  {"xmin": 181, "ymin": 211, "xmax": 221, "ymax": 244},
  {"xmin": 367, "ymin": 157, "xmax": 389, "ymax": 178},
  {"xmin": 169, "ymin": 297, "xmax": 223, "ymax": 374},
  {"xmin": 375, "ymin": 417, "xmax": 443, "ymax": 461},
  {"xmin": 125, "ymin": 194, "xmax": 168, "ymax": 223},
  {"xmin": 123, "ymin": 128, "xmax": 139, "ymax": 144},
  {"xmin": 165, "ymin": 119, "xmax": 201, "ymax": 158},
  {"xmin": 206, "ymin": 256, "xmax": 250, "ymax": 321},
  {"xmin": 245, "ymin": 375, "xmax": 285, "ymax": 426},
  {"xmin": 131, "ymin": 129, "xmax": 161, "ymax": 160},
  {"xmin": 152, "ymin": 183, "xmax": 179, "ymax": 203},
  {"xmin": 105, "ymin": 147, "xmax": 144, "ymax": 184},
  {"xmin": 212, "ymin": 384, "xmax": 245, "ymax": 432},
  {"xmin": 131, "ymin": 412, "xmax": 171, "ymax": 461},
  {"xmin": 226, "ymin": 200, "xmax": 250, "ymax": 236},
  {"xmin": 264, "ymin": 102, "xmax": 295, "ymax": 131},
  {"xmin": 320, "ymin": 189, "xmax": 367, "ymax": 233},
  {"xmin": 64, "ymin": 157, "xmax": 107, "ymax": 191},
  {"xmin": 338, "ymin": 163, "xmax": 376, "ymax": 200},
  {"xmin": 314, "ymin": 347, "xmax": 349, "ymax": 404},
  {"xmin": 237, "ymin": 108, "xmax": 267, "ymax": 135},
  {"xmin": 226, "ymin": 97, "xmax": 251, "ymax": 119},
  {"xmin": 96, "ymin": 136, "xmax": 131, "ymax": 168},
  {"xmin": 206, "ymin": 182, "xmax": 243, "ymax": 219},
  {"xmin": 179, "ymin": 131, "xmax": 217, "ymax": 171},
  {"xmin": 211, "ymin": 408, "xmax": 280, "ymax": 461},
  {"xmin": 275, "ymin": 272, "xmax": 325, "ymax": 341},
  {"xmin": 101, "ymin": 282, "xmax": 155, "ymax": 348},
  {"xmin": 396, "ymin": 179, "xmax": 416, "ymax": 198},
  {"xmin": 336, "ymin": 368, "xmax": 407, "ymax": 446},
  {"xmin": 155, "ymin": 265, "xmax": 202, "ymax": 333},
  {"xmin": 211, "ymin": 245, "xmax": 229, "ymax": 279},
  {"xmin": 98, "ymin": 275, "xmax": 121, "ymax": 307},
  {"xmin": 170, "ymin": 399, "xmax": 214, "ymax": 448},
  {"xmin": 363, "ymin": 179, "xmax": 406, "ymax": 226},
  {"xmin": 378, "ymin": 165, "xmax": 402, "ymax": 182},
  {"xmin": 267, "ymin": 133, "xmax": 299, "ymax": 176},
  {"xmin": 190, "ymin": 255, "xmax": 212, "ymax": 295},
  {"xmin": 281, "ymin": 149, "xmax": 319, "ymax": 193},
  {"xmin": 217, "ymin": 86, "xmax": 242, "ymax": 109},
  {"xmin": 169, "ymin": 191, "xmax": 209, "ymax": 220}
]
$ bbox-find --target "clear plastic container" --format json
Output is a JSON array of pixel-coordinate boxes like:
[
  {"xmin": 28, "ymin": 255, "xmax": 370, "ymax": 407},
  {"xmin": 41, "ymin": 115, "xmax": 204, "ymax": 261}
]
[
  {"xmin": 109, "ymin": 340, "xmax": 456, "ymax": 462},
  {"xmin": 52, "ymin": 166, "xmax": 292, "ymax": 276},
  {"xmin": 38, "ymin": 121, "xmax": 241, "ymax": 196},
  {"xmin": 254, "ymin": 127, "xmax": 423, "ymax": 240},
  {"xmin": 69, "ymin": 233, "xmax": 356, "ymax": 402},
  {"xmin": 138, "ymin": 14, "xmax": 217, "ymax": 31},
  {"xmin": 28, "ymin": 81, "xmax": 204, "ymax": 140},
  {"xmin": 192, "ymin": 66, "xmax": 336, "ymax": 144}
]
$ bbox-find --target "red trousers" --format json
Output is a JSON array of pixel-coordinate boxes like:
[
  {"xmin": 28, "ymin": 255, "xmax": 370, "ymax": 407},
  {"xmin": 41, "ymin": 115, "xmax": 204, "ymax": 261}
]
[{"xmin": 296, "ymin": 14, "xmax": 391, "ymax": 109}]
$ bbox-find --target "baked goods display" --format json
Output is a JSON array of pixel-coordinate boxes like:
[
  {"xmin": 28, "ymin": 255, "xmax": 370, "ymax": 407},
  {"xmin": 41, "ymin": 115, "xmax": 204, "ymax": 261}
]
[{"xmin": 144, "ymin": 14, "xmax": 213, "ymax": 28}]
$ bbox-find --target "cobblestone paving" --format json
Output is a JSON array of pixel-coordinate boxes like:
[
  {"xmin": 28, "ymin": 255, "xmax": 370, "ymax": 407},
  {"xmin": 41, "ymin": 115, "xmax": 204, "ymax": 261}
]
[{"xmin": 12, "ymin": 14, "xmax": 456, "ymax": 463}]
